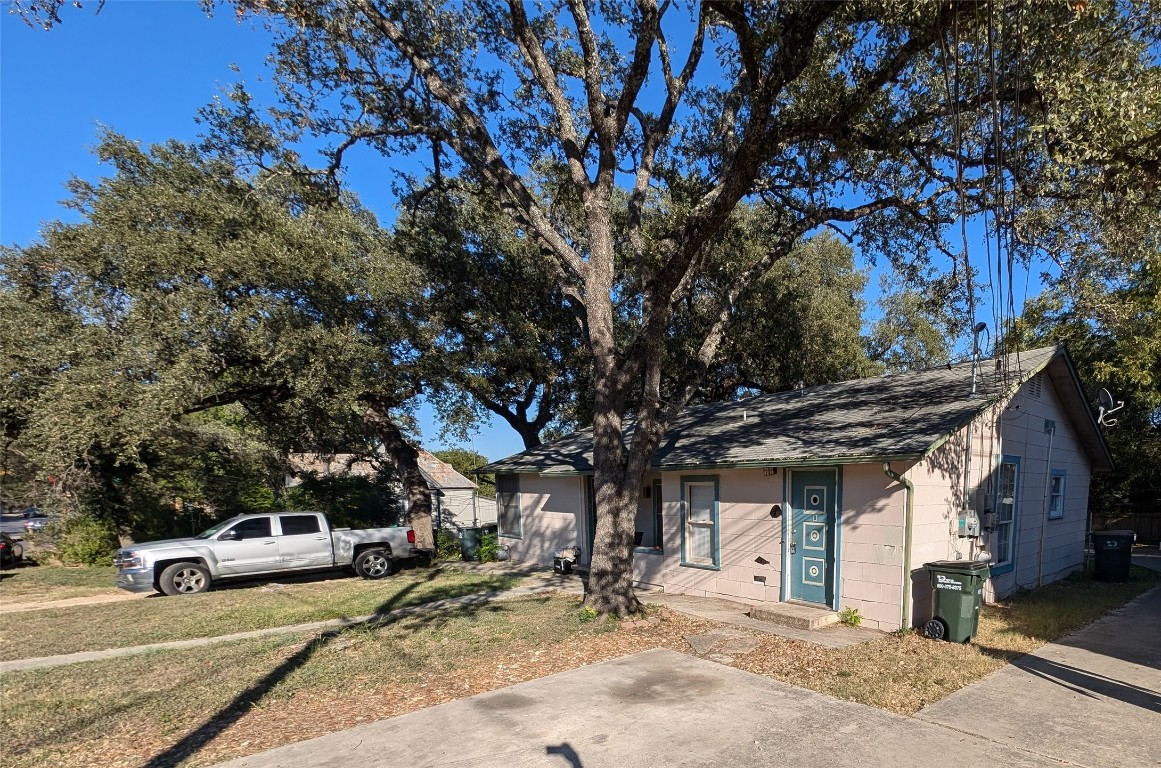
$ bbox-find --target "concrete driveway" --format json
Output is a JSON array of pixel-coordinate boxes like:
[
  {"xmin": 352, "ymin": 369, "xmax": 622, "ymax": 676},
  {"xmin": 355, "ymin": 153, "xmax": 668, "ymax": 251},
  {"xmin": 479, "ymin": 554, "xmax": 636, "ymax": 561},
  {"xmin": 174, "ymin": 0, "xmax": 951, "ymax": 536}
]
[
  {"xmin": 217, "ymin": 576, "xmax": 1161, "ymax": 768},
  {"xmin": 217, "ymin": 648, "xmax": 1057, "ymax": 768}
]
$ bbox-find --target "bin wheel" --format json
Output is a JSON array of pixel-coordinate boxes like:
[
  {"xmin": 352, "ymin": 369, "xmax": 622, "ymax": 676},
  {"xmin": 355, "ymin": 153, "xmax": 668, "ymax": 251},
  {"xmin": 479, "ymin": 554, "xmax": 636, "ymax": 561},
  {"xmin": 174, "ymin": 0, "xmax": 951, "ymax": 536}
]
[{"xmin": 923, "ymin": 618, "xmax": 948, "ymax": 641}]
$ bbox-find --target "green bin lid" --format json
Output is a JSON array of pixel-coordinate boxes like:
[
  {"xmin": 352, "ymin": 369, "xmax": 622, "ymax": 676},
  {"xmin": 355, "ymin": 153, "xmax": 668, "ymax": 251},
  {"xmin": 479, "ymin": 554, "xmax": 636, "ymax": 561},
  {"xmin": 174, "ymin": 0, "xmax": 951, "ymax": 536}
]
[{"xmin": 925, "ymin": 560, "xmax": 991, "ymax": 573}]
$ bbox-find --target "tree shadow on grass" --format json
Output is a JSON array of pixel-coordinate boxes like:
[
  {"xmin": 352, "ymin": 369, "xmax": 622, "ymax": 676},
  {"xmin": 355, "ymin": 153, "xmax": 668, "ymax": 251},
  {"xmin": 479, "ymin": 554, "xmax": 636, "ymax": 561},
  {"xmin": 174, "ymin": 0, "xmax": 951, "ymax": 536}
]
[{"xmin": 140, "ymin": 571, "xmax": 561, "ymax": 767}]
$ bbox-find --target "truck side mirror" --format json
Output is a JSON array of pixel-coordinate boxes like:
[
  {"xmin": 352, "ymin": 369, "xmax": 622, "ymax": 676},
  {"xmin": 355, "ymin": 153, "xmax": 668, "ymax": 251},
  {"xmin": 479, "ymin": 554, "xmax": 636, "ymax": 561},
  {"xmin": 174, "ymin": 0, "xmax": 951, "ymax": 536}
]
[{"xmin": 218, "ymin": 529, "xmax": 239, "ymax": 541}]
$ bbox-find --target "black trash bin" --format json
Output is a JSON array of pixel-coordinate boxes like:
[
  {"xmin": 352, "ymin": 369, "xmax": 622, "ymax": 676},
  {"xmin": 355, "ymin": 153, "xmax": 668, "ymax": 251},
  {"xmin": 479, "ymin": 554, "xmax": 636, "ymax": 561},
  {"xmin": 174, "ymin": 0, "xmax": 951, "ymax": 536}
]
[
  {"xmin": 1091, "ymin": 530, "xmax": 1135, "ymax": 582},
  {"xmin": 923, "ymin": 560, "xmax": 991, "ymax": 643}
]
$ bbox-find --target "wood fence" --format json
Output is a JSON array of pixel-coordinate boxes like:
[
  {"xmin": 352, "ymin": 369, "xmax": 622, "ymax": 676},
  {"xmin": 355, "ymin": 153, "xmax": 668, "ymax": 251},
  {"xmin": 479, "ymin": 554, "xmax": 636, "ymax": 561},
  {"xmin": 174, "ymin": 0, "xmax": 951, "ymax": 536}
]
[{"xmin": 1091, "ymin": 511, "xmax": 1161, "ymax": 544}]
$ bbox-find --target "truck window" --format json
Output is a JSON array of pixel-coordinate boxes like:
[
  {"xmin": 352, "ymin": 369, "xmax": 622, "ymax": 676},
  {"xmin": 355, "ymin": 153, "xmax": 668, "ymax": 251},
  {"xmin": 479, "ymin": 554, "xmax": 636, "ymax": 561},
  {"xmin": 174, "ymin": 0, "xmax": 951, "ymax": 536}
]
[
  {"xmin": 228, "ymin": 517, "xmax": 272, "ymax": 539},
  {"xmin": 279, "ymin": 515, "xmax": 322, "ymax": 536}
]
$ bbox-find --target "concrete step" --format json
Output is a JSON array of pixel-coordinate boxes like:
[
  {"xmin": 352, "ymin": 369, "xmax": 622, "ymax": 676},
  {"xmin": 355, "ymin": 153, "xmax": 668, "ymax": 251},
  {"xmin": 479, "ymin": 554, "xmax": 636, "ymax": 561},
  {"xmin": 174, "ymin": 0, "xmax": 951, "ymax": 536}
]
[{"xmin": 749, "ymin": 601, "xmax": 840, "ymax": 630}]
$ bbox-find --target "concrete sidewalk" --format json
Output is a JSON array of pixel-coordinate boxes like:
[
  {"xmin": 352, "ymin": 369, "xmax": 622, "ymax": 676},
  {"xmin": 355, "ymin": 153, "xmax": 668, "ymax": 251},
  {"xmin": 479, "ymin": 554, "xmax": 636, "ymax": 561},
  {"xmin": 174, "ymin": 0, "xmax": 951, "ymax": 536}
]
[
  {"xmin": 211, "ymin": 569, "xmax": 1161, "ymax": 768},
  {"xmin": 918, "ymin": 582, "xmax": 1161, "ymax": 768}
]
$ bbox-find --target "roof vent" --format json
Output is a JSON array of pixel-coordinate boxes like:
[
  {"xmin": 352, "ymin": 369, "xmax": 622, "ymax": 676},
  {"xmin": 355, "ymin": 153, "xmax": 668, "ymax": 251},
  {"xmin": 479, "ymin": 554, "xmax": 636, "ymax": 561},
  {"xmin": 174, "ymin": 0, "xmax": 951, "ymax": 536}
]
[{"xmin": 1028, "ymin": 374, "xmax": 1043, "ymax": 400}]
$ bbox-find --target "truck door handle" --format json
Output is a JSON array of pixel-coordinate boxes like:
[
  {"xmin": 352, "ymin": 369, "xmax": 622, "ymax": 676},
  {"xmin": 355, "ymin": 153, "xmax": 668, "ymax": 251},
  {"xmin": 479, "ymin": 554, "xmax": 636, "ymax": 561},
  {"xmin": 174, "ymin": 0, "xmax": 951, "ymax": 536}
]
[
  {"xmin": 314, "ymin": 536, "xmax": 327, "ymax": 541},
  {"xmin": 262, "ymin": 540, "xmax": 276, "ymax": 545}
]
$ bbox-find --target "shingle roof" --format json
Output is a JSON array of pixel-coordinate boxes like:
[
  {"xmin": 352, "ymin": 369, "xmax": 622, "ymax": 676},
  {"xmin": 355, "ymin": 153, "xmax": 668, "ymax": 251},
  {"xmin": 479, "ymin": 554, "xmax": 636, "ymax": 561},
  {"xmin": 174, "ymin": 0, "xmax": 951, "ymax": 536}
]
[
  {"xmin": 482, "ymin": 345, "xmax": 1113, "ymax": 474},
  {"xmin": 417, "ymin": 450, "xmax": 477, "ymax": 489}
]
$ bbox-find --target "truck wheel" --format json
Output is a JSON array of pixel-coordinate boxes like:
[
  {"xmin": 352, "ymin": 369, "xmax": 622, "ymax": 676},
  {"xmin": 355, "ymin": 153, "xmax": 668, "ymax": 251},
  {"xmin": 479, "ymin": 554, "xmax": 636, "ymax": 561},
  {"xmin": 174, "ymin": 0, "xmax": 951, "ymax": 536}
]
[
  {"xmin": 354, "ymin": 549, "xmax": 395, "ymax": 579},
  {"xmin": 158, "ymin": 562, "xmax": 212, "ymax": 596}
]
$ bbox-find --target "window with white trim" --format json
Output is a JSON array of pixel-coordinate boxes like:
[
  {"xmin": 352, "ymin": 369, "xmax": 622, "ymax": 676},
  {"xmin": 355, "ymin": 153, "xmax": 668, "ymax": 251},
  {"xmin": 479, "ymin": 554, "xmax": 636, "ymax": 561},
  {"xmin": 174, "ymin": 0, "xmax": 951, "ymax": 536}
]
[{"xmin": 682, "ymin": 478, "xmax": 718, "ymax": 567}]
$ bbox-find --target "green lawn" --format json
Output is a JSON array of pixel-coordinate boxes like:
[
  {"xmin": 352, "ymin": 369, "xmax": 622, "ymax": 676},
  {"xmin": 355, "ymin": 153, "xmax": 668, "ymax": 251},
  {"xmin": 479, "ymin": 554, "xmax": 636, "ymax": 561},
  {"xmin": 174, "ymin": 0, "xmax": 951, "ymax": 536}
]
[{"xmin": 0, "ymin": 566, "xmax": 520, "ymax": 660}]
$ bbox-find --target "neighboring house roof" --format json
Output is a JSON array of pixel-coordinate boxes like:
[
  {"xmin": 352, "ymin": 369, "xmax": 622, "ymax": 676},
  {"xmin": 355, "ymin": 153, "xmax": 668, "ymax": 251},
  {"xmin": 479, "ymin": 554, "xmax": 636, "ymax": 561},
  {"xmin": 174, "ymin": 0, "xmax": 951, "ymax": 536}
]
[
  {"xmin": 482, "ymin": 345, "xmax": 1113, "ymax": 475},
  {"xmin": 286, "ymin": 449, "xmax": 477, "ymax": 492},
  {"xmin": 286, "ymin": 453, "xmax": 377, "ymax": 479},
  {"xmin": 417, "ymin": 450, "xmax": 478, "ymax": 490}
]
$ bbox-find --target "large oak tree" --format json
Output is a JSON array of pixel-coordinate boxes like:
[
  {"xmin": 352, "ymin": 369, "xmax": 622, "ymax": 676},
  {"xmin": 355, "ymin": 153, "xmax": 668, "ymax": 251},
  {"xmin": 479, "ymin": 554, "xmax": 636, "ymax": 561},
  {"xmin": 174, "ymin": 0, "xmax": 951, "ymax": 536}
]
[
  {"xmin": 19, "ymin": 0, "xmax": 1161, "ymax": 613},
  {"xmin": 0, "ymin": 131, "xmax": 439, "ymax": 547},
  {"xmin": 221, "ymin": 0, "xmax": 1160, "ymax": 614}
]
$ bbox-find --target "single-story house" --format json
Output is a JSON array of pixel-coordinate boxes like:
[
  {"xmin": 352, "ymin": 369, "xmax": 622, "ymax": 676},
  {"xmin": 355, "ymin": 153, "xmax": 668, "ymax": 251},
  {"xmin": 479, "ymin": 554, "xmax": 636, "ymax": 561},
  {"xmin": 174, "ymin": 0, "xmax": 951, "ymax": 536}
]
[
  {"xmin": 481, "ymin": 345, "xmax": 1112, "ymax": 631},
  {"xmin": 286, "ymin": 448, "xmax": 495, "ymax": 530},
  {"xmin": 415, "ymin": 450, "xmax": 496, "ymax": 530}
]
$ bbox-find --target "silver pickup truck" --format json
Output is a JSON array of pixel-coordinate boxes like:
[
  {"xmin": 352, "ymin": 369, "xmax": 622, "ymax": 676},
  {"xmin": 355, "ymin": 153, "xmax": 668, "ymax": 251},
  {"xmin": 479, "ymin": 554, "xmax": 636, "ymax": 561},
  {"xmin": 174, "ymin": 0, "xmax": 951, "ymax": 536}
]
[{"xmin": 114, "ymin": 511, "xmax": 424, "ymax": 596}]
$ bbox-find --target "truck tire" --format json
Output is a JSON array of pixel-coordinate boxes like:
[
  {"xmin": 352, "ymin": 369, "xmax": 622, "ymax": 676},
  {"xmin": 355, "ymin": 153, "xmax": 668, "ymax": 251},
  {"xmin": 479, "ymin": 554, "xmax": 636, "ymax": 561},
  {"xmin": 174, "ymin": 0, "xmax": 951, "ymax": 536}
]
[
  {"xmin": 354, "ymin": 548, "xmax": 395, "ymax": 579},
  {"xmin": 158, "ymin": 562, "xmax": 212, "ymax": 596}
]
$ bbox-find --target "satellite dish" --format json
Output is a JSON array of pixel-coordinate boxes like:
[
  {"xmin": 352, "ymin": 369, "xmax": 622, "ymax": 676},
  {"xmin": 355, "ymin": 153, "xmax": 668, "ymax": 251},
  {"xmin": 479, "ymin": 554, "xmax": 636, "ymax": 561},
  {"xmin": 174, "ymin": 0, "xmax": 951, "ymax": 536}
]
[
  {"xmin": 1097, "ymin": 388, "xmax": 1124, "ymax": 427},
  {"xmin": 1099, "ymin": 388, "xmax": 1115, "ymax": 410}
]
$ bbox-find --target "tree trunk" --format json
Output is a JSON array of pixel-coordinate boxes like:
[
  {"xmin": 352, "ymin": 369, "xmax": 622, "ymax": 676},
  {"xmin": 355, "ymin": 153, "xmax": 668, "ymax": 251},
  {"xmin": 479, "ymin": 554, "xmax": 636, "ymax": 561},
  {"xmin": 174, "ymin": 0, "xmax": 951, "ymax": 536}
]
[
  {"xmin": 582, "ymin": 194, "xmax": 643, "ymax": 616},
  {"xmin": 367, "ymin": 412, "xmax": 436, "ymax": 552},
  {"xmin": 585, "ymin": 451, "xmax": 642, "ymax": 616}
]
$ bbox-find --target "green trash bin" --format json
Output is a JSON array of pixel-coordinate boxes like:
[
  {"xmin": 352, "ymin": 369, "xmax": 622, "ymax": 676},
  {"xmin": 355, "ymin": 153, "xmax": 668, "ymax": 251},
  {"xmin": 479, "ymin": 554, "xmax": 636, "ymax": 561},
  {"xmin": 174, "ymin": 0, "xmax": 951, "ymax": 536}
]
[
  {"xmin": 923, "ymin": 560, "xmax": 991, "ymax": 643},
  {"xmin": 1091, "ymin": 530, "xmax": 1135, "ymax": 582},
  {"xmin": 459, "ymin": 527, "xmax": 483, "ymax": 562}
]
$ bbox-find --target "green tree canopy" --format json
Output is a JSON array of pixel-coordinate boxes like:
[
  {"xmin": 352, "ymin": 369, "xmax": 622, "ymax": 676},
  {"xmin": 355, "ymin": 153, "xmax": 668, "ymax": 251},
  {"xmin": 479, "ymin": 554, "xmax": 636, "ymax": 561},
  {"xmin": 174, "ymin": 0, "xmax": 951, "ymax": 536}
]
[{"xmin": 0, "ymin": 130, "xmax": 437, "ymax": 544}]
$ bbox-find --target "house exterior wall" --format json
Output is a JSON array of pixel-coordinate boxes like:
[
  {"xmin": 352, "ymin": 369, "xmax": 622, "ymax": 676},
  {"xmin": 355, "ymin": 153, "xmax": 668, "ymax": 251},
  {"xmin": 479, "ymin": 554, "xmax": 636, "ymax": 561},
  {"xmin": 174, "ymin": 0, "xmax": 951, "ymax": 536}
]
[
  {"xmin": 637, "ymin": 468, "xmax": 786, "ymax": 603},
  {"xmin": 435, "ymin": 488, "xmax": 496, "ymax": 529},
  {"xmin": 838, "ymin": 463, "xmax": 906, "ymax": 631},
  {"xmin": 498, "ymin": 474, "xmax": 584, "ymax": 566},
  {"xmin": 906, "ymin": 373, "xmax": 1093, "ymax": 619},
  {"xmin": 991, "ymin": 375, "xmax": 1091, "ymax": 597}
]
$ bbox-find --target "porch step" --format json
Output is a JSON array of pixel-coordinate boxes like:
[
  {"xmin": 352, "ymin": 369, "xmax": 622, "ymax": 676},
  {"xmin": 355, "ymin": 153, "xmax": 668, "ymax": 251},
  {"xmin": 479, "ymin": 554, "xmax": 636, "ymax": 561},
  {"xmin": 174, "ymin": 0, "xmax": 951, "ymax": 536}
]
[{"xmin": 749, "ymin": 602, "xmax": 840, "ymax": 630}]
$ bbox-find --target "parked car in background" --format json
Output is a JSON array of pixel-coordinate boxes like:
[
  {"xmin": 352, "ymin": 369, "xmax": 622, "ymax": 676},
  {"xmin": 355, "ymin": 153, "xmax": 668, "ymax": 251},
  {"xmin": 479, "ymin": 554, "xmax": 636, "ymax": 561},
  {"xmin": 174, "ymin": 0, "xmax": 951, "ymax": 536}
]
[
  {"xmin": 23, "ymin": 511, "xmax": 49, "ymax": 533},
  {"xmin": 114, "ymin": 511, "xmax": 427, "ymax": 596},
  {"xmin": 0, "ymin": 532, "xmax": 24, "ymax": 568}
]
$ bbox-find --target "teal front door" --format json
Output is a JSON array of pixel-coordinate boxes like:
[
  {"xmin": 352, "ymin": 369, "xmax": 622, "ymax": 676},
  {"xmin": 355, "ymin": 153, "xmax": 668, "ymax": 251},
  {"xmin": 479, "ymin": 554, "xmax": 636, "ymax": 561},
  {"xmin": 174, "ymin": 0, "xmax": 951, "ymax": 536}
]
[{"xmin": 790, "ymin": 470, "xmax": 837, "ymax": 606}]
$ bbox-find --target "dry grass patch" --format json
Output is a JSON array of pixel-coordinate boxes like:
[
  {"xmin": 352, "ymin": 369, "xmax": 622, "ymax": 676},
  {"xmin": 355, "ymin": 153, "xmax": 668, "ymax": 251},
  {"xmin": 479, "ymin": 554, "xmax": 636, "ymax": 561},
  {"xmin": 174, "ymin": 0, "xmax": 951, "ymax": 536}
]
[
  {"xmin": 0, "ymin": 594, "xmax": 710, "ymax": 768},
  {"xmin": 0, "ymin": 564, "xmax": 119, "ymax": 603},
  {"xmin": 730, "ymin": 566, "xmax": 1161, "ymax": 713},
  {"xmin": 4, "ymin": 568, "xmax": 1156, "ymax": 768},
  {"xmin": 0, "ymin": 566, "xmax": 520, "ymax": 660}
]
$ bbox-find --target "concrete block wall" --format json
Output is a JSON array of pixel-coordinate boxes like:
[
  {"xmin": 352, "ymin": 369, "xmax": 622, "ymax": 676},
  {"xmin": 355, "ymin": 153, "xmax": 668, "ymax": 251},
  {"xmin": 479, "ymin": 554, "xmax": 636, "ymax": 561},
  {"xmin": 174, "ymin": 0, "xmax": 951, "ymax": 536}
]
[
  {"xmin": 838, "ymin": 463, "xmax": 906, "ymax": 631},
  {"xmin": 638, "ymin": 469, "xmax": 785, "ymax": 603}
]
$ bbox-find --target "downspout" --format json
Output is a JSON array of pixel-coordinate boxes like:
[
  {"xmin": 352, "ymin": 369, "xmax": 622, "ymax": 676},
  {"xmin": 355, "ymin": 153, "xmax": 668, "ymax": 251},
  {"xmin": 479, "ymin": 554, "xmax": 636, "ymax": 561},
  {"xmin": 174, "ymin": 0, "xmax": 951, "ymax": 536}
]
[
  {"xmin": 883, "ymin": 463, "xmax": 915, "ymax": 630},
  {"xmin": 1036, "ymin": 421, "xmax": 1056, "ymax": 587}
]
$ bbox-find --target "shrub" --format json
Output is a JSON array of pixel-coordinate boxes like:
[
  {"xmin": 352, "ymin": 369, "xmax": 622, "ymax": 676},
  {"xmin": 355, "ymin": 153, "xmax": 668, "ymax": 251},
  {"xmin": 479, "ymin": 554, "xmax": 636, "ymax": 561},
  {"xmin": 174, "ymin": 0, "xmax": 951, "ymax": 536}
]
[
  {"xmin": 56, "ymin": 516, "xmax": 119, "ymax": 566},
  {"xmin": 838, "ymin": 606, "xmax": 863, "ymax": 627},
  {"xmin": 434, "ymin": 529, "xmax": 462, "ymax": 561},
  {"xmin": 478, "ymin": 531, "xmax": 500, "ymax": 563}
]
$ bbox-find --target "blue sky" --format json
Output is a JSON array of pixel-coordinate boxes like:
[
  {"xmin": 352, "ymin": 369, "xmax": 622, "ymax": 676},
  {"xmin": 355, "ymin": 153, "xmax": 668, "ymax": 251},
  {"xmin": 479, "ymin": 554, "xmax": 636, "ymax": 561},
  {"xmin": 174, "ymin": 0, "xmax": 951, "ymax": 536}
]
[
  {"xmin": 1, "ymin": 2, "xmax": 524, "ymax": 461},
  {"xmin": 1, "ymin": 3, "xmax": 1043, "ymax": 462}
]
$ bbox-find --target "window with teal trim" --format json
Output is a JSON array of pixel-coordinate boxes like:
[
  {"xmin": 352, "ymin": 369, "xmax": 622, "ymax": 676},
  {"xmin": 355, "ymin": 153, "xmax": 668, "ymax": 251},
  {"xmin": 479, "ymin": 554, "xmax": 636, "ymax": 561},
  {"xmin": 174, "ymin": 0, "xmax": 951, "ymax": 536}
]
[
  {"xmin": 994, "ymin": 459, "xmax": 1019, "ymax": 570},
  {"xmin": 1048, "ymin": 470, "xmax": 1066, "ymax": 520},
  {"xmin": 496, "ymin": 474, "xmax": 522, "ymax": 538},
  {"xmin": 682, "ymin": 477, "xmax": 718, "ymax": 568},
  {"xmin": 632, "ymin": 481, "xmax": 663, "ymax": 552}
]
